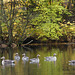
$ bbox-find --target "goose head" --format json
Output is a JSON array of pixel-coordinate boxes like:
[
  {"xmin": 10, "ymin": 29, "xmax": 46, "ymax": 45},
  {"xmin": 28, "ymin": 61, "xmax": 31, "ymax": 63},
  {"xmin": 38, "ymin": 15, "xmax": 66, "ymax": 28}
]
[
  {"xmin": 22, "ymin": 53, "xmax": 26, "ymax": 56},
  {"xmin": 1, "ymin": 56, "xmax": 5, "ymax": 60},
  {"xmin": 53, "ymin": 53, "xmax": 56, "ymax": 57},
  {"xmin": 22, "ymin": 53, "xmax": 26, "ymax": 58},
  {"xmin": 15, "ymin": 53, "xmax": 19, "ymax": 56},
  {"xmin": 37, "ymin": 54, "xmax": 40, "ymax": 58}
]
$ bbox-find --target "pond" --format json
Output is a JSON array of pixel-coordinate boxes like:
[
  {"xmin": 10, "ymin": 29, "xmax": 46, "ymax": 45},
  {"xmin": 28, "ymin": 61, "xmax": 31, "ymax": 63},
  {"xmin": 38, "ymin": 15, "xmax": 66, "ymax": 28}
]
[{"xmin": 0, "ymin": 44, "xmax": 75, "ymax": 75}]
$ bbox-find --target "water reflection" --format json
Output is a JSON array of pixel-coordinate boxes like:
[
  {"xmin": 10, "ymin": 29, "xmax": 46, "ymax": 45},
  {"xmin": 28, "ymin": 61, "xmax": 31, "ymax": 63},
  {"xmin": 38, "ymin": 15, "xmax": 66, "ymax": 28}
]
[
  {"xmin": 0, "ymin": 44, "xmax": 75, "ymax": 75},
  {"xmin": 69, "ymin": 62, "xmax": 75, "ymax": 66}
]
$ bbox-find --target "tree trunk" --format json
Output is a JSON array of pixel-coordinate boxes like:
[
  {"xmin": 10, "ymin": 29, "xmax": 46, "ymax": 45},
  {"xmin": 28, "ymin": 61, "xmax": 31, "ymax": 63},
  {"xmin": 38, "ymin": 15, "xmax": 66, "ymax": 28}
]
[
  {"xmin": 0, "ymin": 22, "xmax": 2, "ymax": 44},
  {"xmin": 0, "ymin": 0, "xmax": 3, "ymax": 44},
  {"xmin": 8, "ymin": 0, "xmax": 13, "ymax": 46}
]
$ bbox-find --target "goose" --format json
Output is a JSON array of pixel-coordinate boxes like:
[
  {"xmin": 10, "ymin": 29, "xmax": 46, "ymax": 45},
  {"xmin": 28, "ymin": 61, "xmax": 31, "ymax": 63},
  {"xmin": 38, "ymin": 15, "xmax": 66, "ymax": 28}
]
[
  {"xmin": 44, "ymin": 53, "xmax": 57, "ymax": 61},
  {"xmin": 1, "ymin": 56, "xmax": 15, "ymax": 66},
  {"xmin": 14, "ymin": 53, "xmax": 20, "ymax": 60},
  {"xmin": 69, "ymin": 60, "xmax": 75, "ymax": 63},
  {"xmin": 30, "ymin": 54, "xmax": 40, "ymax": 63},
  {"xmin": 69, "ymin": 60, "xmax": 75, "ymax": 65},
  {"xmin": 22, "ymin": 53, "xmax": 29, "ymax": 61}
]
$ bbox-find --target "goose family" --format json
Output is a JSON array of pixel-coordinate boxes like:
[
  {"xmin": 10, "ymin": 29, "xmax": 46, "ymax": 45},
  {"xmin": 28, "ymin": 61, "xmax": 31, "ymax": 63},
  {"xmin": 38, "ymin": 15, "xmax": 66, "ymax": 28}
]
[
  {"xmin": 1, "ymin": 56, "xmax": 15, "ymax": 66},
  {"xmin": 1, "ymin": 53, "xmax": 75, "ymax": 66},
  {"xmin": 44, "ymin": 53, "xmax": 57, "ymax": 61}
]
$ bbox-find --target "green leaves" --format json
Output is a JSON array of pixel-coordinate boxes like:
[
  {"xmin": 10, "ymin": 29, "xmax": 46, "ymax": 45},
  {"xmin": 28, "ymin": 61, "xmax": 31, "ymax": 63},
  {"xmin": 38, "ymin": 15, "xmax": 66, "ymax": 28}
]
[
  {"xmin": 14, "ymin": 19, "xmax": 20, "ymax": 23},
  {"xmin": 1, "ymin": 0, "xmax": 74, "ymax": 43},
  {"xmin": 1, "ymin": 23, "xmax": 6, "ymax": 27},
  {"xmin": 30, "ymin": 0, "xmax": 67, "ymax": 41}
]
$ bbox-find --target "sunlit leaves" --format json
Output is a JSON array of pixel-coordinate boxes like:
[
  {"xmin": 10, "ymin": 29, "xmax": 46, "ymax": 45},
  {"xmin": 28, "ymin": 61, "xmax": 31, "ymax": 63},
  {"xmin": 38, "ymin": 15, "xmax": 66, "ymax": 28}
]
[
  {"xmin": 30, "ymin": 0, "xmax": 67, "ymax": 41},
  {"xmin": 1, "ymin": 0, "xmax": 74, "ymax": 43}
]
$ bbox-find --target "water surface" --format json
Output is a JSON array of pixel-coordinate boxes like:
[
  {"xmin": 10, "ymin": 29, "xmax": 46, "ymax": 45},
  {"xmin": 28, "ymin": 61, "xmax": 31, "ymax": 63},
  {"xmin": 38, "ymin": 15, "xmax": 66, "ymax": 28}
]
[{"xmin": 0, "ymin": 44, "xmax": 75, "ymax": 75}]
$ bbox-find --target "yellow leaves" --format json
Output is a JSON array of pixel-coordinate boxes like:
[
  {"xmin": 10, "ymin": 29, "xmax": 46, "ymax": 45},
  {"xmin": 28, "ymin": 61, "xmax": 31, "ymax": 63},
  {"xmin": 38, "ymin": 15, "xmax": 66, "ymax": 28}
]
[
  {"xmin": 63, "ymin": 19, "xmax": 66, "ymax": 22},
  {"xmin": 27, "ymin": 33, "xmax": 30, "ymax": 35},
  {"xmin": 60, "ymin": 23, "xmax": 64, "ymax": 26},
  {"xmin": 70, "ymin": 27, "xmax": 74, "ymax": 30},
  {"xmin": 25, "ymin": 1, "xmax": 28, "ymax": 4},
  {"xmin": 2, "ymin": 26, "xmax": 8, "ymax": 33},
  {"xmin": 21, "ymin": 13, "xmax": 23, "ymax": 15},
  {"xmin": 18, "ymin": 9, "xmax": 23, "ymax": 12},
  {"xmin": 18, "ymin": 9, "xmax": 25, "ymax": 13},
  {"xmin": 28, "ymin": 3, "xmax": 31, "ymax": 6},
  {"xmin": 8, "ymin": 14, "xmax": 10, "ymax": 17},
  {"xmin": 5, "ymin": 9, "xmax": 8, "ymax": 12},
  {"xmin": 67, "ymin": 21, "xmax": 70, "ymax": 24},
  {"xmin": 67, "ymin": 21, "xmax": 74, "ymax": 26},
  {"xmin": 70, "ymin": 26, "xmax": 75, "ymax": 32},
  {"xmin": 36, "ymin": 6, "xmax": 39, "ymax": 9},
  {"xmin": 65, "ymin": 24, "xmax": 68, "ymax": 27},
  {"xmin": 14, "ymin": 23, "xmax": 17, "ymax": 25},
  {"xmin": 19, "ymin": 17, "xmax": 22, "ymax": 20},
  {"xmin": 13, "ymin": 32, "xmax": 17, "ymax": 37},
  {"xmin": 71, "ymin": 4, "xmax": 74, "ymax": 7},
  {"xmin": 16, "ymin": 14, "xmax": 19, "ymax": 17}
]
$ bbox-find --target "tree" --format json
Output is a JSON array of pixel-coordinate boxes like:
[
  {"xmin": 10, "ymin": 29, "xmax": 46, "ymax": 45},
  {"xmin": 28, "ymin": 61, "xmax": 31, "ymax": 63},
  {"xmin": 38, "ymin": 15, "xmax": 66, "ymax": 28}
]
[
  {"xmin": 0, "ymin": 0, "xmax": 16, "ymax": 46},
  {"xmin": 0, "ymin": 0, "xmax": 3, "ymax": 43},
  {"xmin": 30, "ymin": 0, "xmax": 71, "ymax": 41},
  {"xmin": 0, "ymin": 0, "xmax": 73, "ymax": 45},
  {"xmin": 0, "ymin": 0, "xmax": 38, "ymax": 46}
]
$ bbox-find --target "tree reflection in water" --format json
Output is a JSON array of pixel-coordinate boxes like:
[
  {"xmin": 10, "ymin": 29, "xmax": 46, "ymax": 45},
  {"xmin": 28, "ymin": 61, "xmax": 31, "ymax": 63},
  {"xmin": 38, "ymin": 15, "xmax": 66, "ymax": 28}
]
[{"xmin": 0, "ymin": 44, "xmax": 75, "ymax": 75}]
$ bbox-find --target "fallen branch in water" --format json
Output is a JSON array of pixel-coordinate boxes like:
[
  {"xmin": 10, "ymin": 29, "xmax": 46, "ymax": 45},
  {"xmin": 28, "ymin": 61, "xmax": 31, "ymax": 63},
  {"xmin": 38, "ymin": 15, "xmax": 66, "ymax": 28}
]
[{"xmin": 24, "ymin": 40, "xmax": 33, "ymax": 45}]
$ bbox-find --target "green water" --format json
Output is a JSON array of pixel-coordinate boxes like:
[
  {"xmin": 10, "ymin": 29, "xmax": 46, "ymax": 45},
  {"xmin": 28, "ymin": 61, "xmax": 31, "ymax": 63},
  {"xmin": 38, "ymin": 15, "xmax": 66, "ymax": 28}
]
[{"xmin": 0, "ymin": 44, "xmax": 75, "ymax": 75}]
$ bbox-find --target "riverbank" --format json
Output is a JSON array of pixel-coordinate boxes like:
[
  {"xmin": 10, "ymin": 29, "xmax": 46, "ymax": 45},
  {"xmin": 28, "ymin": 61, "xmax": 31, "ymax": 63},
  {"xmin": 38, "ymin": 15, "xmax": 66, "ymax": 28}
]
[{"xmin": 0, "ymin": 42, "xmax": 75, "ymax": 49}]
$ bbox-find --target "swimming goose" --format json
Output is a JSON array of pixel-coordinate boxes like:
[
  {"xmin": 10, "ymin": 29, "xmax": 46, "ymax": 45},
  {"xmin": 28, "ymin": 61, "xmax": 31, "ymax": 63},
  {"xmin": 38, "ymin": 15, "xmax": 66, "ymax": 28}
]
[
  {"xmin": 30, "ymin": 54, "xmax": 40, "ymax": 63},
  {"xmin": 22, "ymin": 53, "xmax": 29, "ymax": 61},
  {"xmin": 44, "ymin": 53, "xmax": 57, "ymax": 61},
  {"xmin": 14, "ymin": 53, "xmax": 20, "ymax": 60},
  {"xmin": 1, "ymin": 56, "xmax": 15, "ymax": 66},
  {"xmin": 69, "ymin": 60, "xmax": 75, "ymax": 63},
  {"xmin": 69, "ymin": 60, "xmax": 75, "ymax": 65}
]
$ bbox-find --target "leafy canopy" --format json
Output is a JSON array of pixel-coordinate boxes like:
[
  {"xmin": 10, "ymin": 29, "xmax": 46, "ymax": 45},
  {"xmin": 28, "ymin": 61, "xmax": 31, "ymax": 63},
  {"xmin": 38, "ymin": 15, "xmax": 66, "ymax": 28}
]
[{"xmin": 31, "ymin": 0, "xmax": 71, "ymax": 40}]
